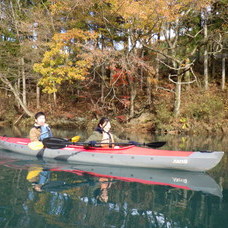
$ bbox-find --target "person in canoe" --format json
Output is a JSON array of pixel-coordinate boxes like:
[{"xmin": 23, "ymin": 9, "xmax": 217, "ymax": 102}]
[
  {"xmin": 29, "ymin": 112, "xmax": 53, "ymax": 142},
  {"xmin": 85, "ymin": 117, "xmax": 137, "ymax": 148}
]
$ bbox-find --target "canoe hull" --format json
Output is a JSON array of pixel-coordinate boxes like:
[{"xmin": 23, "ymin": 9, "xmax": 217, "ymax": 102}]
[{"xmin": 0, "ymin": 136, "xmax": 224, "ymax": 172}]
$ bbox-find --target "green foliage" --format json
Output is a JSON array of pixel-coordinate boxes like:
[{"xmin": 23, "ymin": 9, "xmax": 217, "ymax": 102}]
[
  {"xmin": 184, "ymin": 94, "xmax": 225, "ymax": 121},
  {"xmin": 154, "ymin": 102, "xmax": 173, "ymax": 129}
]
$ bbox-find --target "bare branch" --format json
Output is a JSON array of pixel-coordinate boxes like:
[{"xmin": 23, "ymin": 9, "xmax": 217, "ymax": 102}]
[
  {"xmin": 156, "ymin": 86, "xmax": 175, "ymax": 93},
  {"xmin": 157, "ymin": 58, "xmax": 194, "ymax": 72},
  {"xmin": 185, "ymin": 28, "xmax": 203, "ymax": 38}
]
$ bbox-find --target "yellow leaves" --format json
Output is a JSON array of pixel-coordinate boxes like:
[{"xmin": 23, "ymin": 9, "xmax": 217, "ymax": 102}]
[
  {"xmin": 67, "ymin": 61, "xmax": 73, "ymax": 66},
  {"xmin": 33, "ymin": 28, "xmax": 98, "ymax": 94},
  {"xmin": 49, "ymin": 0, "xmax": 72, "ymax": 16},
  {"xmin": 33, "ymin": 63, "xmax": 42, "ymax": 74},
  {"xmin": 180, "ymin": 117, "xmax": 189, "ymax": 129},
  {"xmin": 53, "ymin": 29, "xmax": 97, "ymax": 43},
  {"xmin": 34, "ymin": 59, "xmax": 90, "ymax": 94},
  {"xmin": 49, "ymin": 0, "xmax": 94, "ymax": 16}
]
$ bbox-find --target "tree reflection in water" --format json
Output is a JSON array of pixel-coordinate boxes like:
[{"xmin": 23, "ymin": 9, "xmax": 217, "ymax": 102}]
[{"xmin": 0, "ymin": 159, "xmax": 226, "ymax": 228}]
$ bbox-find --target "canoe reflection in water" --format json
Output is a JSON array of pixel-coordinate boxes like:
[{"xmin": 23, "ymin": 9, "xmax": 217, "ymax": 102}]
[
  {"xmin": 21, "ymin": 164, "xmax": 223, "ymax": 199},
  {"xmin": 26, "ymin": 166, "xmax": 50, "ymax": 192},
  {"xmin": 26, "ymin": 164, "xmax": 114, "ymax": 202},
  {"xmin": 55, "ymin": 164, "xmax": 223, "ymax": 198},
  {"xmin": 0, "ymin": 150, "xmax": 223, "ymax": 199},
  {"xmin": 0, "ymin": 150, "xmax": 225, "ymax": 227}
]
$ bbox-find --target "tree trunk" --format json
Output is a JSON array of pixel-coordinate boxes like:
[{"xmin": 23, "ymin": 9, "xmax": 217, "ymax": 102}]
[
  {"xmin": 211, "ymin": 55, "xmax": 216, "ymax": 79},
  {"xmin": 185, "ymin": 58, "xmax": 191, "ymax": 90},
  {"xmin": 140, "ymin": 50, "xmax": 144, "ymax": 91},
  {"xmin": 0, "ymin": 73, "xmax": 33, "ymax": 117},
  {"xmin": 203, "ymin": 11, "xmax": 209, "ymax": 90},
  {"xmin": 204, "ymin": 47, "xmax": 209, "ymax": 90},
  {"xmin": 174, "ymin": 76, "xmax": 182, "ymax": 116},
  {"xmin": 155, "ymin": 34, "xmax": 160, "ymax": 90},
  {"xmin": 147, "ymin": 77, "xmax": 152, "ymax": 106},
  {"xmin": 128, "ymin": 29, "xmax": 132, "ymax": 51},
  {"xmin": 10, "ymin": 1, "xmax": 28, "ymax": 108},
  {"xmin": 155, "ymin": 53, "xmax": 160, "ymax": 82},
  {"xmin": 129, "ymin": 81, "xmax": 136, "ymax": 118},
  {"xmin": 101, "ymin": 64, "xmax": 105, "ymax": 103},
  {"xmin": 170, "ymin": 46, "xmax": 182, "ymax": 117},
  {"xmin": 222, "ymin": 56, "xmax": 226, "ymax": 90},
  {"xmin": 21, "ymin": 57, "xmax": 27, "ymax": 105},
  {"xmin": 36, "ymin": 84, "xmax": 40, "ymax": 108},
  {"xmin": 53, "ymin": 91, "xmax": 57, "ymax": 106},
  {"xmin": 17, "ymin": 76, "xmax": 21, "ymax": 109},
  {"xmin": 100, "ymin": 35, "xmax": 105, "ymax": 103}
]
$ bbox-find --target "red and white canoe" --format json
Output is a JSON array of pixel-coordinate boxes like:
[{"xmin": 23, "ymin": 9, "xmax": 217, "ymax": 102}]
[{"xmin": 0, "ymin": 136, "xmax": 224, "ymax": 172}]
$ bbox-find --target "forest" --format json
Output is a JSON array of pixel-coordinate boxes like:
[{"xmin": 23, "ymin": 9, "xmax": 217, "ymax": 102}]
[{"xmin": 0, "ymin": 0, "xmax": 227, "ymax": 134}]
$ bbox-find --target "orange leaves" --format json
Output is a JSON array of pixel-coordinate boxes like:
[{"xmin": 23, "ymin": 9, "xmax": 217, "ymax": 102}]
[
  {"xmin": 106, "ymin": 0, "xmax": 214, "ymax": 27},
  {"xmin": 106, "ymin": 0, "xmax": 159, "ymax": 29},
  {"xmin": 147, "ymin": 77, "xmax": 158, "ymax": 85},
  {"xmin": 111, "ymin": 68, "xmax": 129, "ymax": 86},
  {"xmin": 156, "ymin": 0, "xmax": 214, "ymax": 21}
]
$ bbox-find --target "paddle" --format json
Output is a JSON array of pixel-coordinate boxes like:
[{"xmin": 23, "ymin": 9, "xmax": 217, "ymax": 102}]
[
  {"xmin": 69, "ymin": 136, "xmax": 81, "ymax": 142},
  {"xmin": 28, "ymin": 136, "xmax": 81, "ymax": 150},
  {"xmin": 42, "ymin": 137, "xmax": 166, "ymax": 150},
  {"xmin": 28, "ymin": 141, "xmax": 44, "ymax": 150}
]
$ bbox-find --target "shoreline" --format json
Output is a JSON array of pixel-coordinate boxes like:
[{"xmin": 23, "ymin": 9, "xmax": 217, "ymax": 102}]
[{"xmin": 1, "ymin": 114, "xmax": 227, "ymax": 136}]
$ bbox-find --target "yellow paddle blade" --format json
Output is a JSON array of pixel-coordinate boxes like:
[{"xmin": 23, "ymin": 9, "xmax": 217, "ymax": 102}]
[
  {"xmin": 26, "ymin": 167, "xmax": 43, "ymax": 181},
  {"xmin": 28, "ymin": 141, "xmax": 44, "ymax": 150},
  {"xmin": 70, "ymin": 136, "xmax": 80, "ymax": 142}
]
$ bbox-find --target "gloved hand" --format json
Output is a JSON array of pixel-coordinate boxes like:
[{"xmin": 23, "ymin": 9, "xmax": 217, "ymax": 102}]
[
  {"xmin": 129, "ymin": 140, "xmax": 139, "ymax": 146},
  {"xmin": 88, "ymin": 141, "xmax": 97, "ymax": 147}
]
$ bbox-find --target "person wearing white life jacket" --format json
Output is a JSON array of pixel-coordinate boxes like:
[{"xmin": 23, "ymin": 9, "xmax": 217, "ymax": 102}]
[{"xmin": 85, "ymin": 117, "xmax": 137, "ymax": 148}]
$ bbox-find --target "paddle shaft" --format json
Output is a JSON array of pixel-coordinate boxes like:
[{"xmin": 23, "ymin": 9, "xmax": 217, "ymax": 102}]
[
  {"xmin": 42, "ymin": 137, "xmax": 166, "ymax": 149},
  {"xmin": 61, "ymin": 142, "xmax": 161, "ymax": 147}
]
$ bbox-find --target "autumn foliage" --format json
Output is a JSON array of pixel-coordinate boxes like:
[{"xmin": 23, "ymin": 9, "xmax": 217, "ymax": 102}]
[
  {"xmin": 33, "ymin": 29, "xmax": 98, "ymax": 93},
  {"xmin": 0, "ymin": 0, "xmax": 227, "ymax": 130}
]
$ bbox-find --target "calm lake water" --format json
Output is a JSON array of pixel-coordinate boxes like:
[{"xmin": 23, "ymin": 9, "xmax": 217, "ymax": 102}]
[{"xmin": 0, "ymin": 126, "xmax": 228, "ymax": 228}]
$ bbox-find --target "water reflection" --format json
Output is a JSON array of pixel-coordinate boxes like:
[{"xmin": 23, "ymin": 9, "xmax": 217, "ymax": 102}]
[
  {"xmin": 0, "ymin": 127, "xmax": 228, "ymax": 227},
  {"xmin": 0, "ymin": 150, "xmax": 223, "ymax": 197},
  {"xmin": 0, "ymin": 150, "xmax": 226, "ymax": 227},
  {"xmin": 158, "ymin": 134, "xmax": 228, "ymax": 153},
  {"xmin": 26, "ymin": 166, "xmax": 50, "ymax": 192},
  {"xmin": 0, "ymin": 126, "xmax": 88, "ymax": 140}
]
